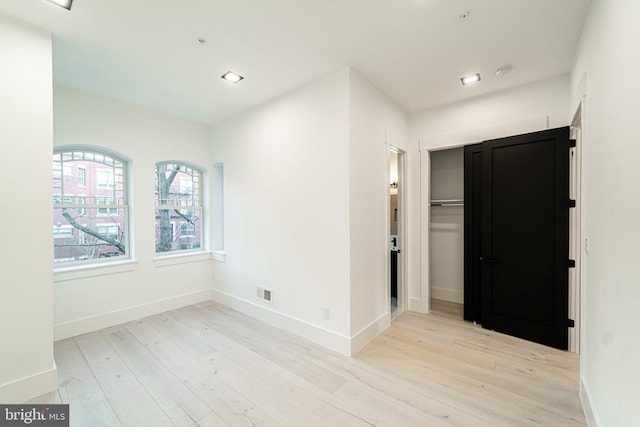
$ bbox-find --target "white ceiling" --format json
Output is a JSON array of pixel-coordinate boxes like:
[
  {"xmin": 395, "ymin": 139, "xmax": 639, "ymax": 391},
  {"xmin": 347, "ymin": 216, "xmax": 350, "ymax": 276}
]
[{"xmin": 0, "ymin": 0, "xmax": 592, "ymax": 124}]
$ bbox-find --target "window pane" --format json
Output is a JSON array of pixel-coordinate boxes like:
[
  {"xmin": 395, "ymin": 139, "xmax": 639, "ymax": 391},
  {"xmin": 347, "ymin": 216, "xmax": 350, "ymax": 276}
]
[
  {"xmin": 155, "ymin": 163, "xmax": 200, "ymax": 207},
  {"xmin": 155, "ymin": 208, "xmax": 201, "ymax": 253},
  {"xmin": 155, "ymin": 161, "xmax": 203, "ymax": 255},
  {"xmin": 53, "ymin": 207, "xmax": 127, "ymax": 263},
  {"xmin": 53, "ymin": 149, "xmax": 128, "ymax": 266}
]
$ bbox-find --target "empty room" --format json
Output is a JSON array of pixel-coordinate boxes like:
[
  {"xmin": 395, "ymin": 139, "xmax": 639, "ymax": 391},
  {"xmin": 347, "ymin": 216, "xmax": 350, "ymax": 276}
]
[{"xmin": 0, "ymin": 0, "xmax": 638, "ymax": 426}]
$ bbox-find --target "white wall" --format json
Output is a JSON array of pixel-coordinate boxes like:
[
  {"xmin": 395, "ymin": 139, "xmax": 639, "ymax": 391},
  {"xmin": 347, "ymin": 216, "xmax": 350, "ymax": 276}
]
[
  {"xmin": 408, "ymin": 75, "xmax": 571, "ymax": 312},
  {"xmin": 210, "ymin": 68, "xmax": 411, "ymax": 355},
  {"xmin": 348, "ymin": 69, "xmax": 409, "ymax": 350},
  {"xmin": 571, "ymin": 0, "xmax": 640, "ymax": 425},
  {"xmin": 0, "ymin": 15, "xmax": 56, "ymax": 402},
  {"xmin": 210, "ymin": 68, "xmax": 353, "ymax": 353},
  {"xmin": 53, "ymin": 86, "xmax": 214, "ymax": 339},
  {"xmin": 410, "ymin": 74, "xmax": 571, "ymax": 143}
]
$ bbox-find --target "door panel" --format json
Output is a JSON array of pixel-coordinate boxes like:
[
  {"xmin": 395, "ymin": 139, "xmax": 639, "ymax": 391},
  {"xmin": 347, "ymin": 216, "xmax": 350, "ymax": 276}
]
[
  {"xmin": 463, "ymin": 144, "xmax": 483, "ymax": 322},
  {"xmin": 480, "ymin": 127, "xmax": 570, "ymax": 350}
]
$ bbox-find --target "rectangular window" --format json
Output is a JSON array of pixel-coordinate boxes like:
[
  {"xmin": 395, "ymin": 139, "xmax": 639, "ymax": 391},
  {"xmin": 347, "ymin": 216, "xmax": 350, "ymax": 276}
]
[
  {"xmin": 53, "ymin": 225, "xmax": 74, "ymax": 239},
  {"xmin": 155, "ymin": 162, "xmax": 203, "ymax": 254},
  {"xmin": 78, "ymin": 167, "xmax": 86, "ymax": 186},
  {"xmin": 97, "ymin": 168, "xmax": 114, "ymax": 188},
  {"xmin": 180, "ymin": 222, "xmax": 195, "ymax": 238},
  {"xmin": 96, "ymin": 224, "xmax": 120, "ymax": 241},
  {"xmin": 97, "ymin": 198, "xmax": 118, "ymax": 216}
]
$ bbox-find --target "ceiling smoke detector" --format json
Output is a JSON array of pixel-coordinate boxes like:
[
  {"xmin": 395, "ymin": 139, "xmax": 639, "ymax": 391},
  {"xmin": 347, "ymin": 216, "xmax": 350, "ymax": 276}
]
[{"xmin": 495, "ymin": 66, "xmax": 513, "ymax": 77}]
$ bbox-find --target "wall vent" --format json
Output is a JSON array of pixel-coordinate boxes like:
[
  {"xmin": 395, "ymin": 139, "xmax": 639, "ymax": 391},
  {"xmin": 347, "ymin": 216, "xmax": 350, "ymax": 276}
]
[{"xmin": 257, "ymin": 287, "xmax": 273, "ymax": 303}]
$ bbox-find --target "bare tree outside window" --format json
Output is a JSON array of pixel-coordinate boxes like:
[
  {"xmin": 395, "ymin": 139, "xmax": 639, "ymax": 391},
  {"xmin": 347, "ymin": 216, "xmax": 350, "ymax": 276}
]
[
  {"xmin": 53, "ymin": 149, "xmax": 128, "ymax": 264},
  {"xmin": 155, "ymin": 162, "xmax": 202, "ymax": 254}
]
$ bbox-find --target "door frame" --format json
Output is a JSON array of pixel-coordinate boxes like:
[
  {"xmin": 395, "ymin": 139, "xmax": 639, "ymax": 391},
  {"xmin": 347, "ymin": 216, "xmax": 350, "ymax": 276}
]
[
  {"xmin": 388, "ymin": 145, "xmax": 407, "ymax": 320},
  {"xmin": 569, "ymin": 102, "xmax": 585, "ymax": 354},
  {"xmin": 419, "ymin": 115, "xmax": 581, "ymax": 352}
]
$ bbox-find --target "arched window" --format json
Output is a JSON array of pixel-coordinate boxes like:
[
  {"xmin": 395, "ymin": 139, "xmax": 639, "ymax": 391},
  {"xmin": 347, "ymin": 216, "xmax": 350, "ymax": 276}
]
[
  {"xmin": 155, "ymin": 162, "xmax": 203, "ymax": 254},
  {"xmin": 53, "ymin": 148, "xmax": 129, "ymax": 265}
]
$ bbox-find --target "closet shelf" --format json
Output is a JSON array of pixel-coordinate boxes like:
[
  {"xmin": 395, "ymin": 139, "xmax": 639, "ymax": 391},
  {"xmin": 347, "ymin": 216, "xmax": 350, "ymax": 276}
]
[{"xmin": 430, "ymin": 199, "xmax": 464, "ymax": 207}]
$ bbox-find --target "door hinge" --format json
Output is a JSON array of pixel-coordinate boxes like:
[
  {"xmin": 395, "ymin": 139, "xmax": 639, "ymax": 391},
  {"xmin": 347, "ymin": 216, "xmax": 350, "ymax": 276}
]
[
  {"xmin": 569, "ymin": 139, "xmax": 577, "ymax": 148},
  {"xmin": 568, "ymin": 319, "xmax": 575, "ymax": 328},
  {"xmin": 568, "ymin": 259, "xmax": 576, "ymax": 268},
  {"xmin": 569, "ymin": 199, "xmax": 576, "ymax": 208}
]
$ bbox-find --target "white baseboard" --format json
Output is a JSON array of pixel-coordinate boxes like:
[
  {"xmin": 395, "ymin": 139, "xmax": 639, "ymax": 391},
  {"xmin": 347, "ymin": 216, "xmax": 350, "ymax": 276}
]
[
  {"xmin": 0, "ymin": 361, "xmax": 57, "ymax": 403},
  {"xmin": 210, "ymin": 288, "xmax": 352, "ymax": 356},
  {"xmin": 431, "ymin": 287, "xmax": 463, "ymax": 304},
  {"xmin": 580, "ymin": 376, "xmax": 601, "ymax": 427},
  {"xmin": 54, "ymin": 289, "xmax": 212, "ymax": 341},
  {"xmin": 350, "ymin": 313, "xmax": 390, "ymax": 356}
]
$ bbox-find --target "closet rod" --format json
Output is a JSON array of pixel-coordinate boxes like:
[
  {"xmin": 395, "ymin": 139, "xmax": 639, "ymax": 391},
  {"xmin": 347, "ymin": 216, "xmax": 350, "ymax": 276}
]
[{"xmin": 430, "ymin": 199, "xmax": 464, "ymax": 207}]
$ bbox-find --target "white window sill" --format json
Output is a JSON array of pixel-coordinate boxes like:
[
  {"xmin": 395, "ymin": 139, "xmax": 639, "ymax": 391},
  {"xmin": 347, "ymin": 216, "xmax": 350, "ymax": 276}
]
[
  {"xmin": 54, "ymin": 259, "xmax": 138, "ymax": 282},
  {"xmin": 153, "ymin": 251, "xmax": 214, "ymax": 267},
  {"xmin": 211, "ymin": 250, "xmax": 226, "ymax": 263}
]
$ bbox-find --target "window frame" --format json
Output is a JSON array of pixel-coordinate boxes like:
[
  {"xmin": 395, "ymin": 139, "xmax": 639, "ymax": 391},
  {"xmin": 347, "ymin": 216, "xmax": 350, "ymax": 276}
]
[
  {"xmin": 155, "ymin": 161, "xmax": 204, "ymax": 256},
  {"xmin": 53, "ymin": 147, "xmax": 131, "ymax": 268}
]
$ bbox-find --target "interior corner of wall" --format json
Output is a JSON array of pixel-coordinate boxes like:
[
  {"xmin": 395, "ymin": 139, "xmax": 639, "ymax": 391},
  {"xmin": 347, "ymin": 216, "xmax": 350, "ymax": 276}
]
[
  {"xmin": 349, "ymin": 313, "xmax": 390, "ymax": 356},
  {"xmin": 570, "ymin": 73, "xmax": 588, "ymax": 118}
]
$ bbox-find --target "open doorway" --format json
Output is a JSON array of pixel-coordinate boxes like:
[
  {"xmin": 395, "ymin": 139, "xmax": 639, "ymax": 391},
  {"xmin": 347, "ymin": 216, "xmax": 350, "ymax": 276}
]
[{"xmin": 389, "ymin": 147, "xmax": 405, "ymax": 320}]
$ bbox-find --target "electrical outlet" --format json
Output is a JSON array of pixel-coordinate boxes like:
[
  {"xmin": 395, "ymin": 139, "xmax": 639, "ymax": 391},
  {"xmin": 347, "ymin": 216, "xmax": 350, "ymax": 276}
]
[{"xmin": 323, "ymin": 306, "xmax": 330, "ymax": 320}]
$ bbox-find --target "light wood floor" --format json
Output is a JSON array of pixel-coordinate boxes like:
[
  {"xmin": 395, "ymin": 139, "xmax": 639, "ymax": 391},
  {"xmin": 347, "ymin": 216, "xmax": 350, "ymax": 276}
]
[
  {"xmin": 430, "ymin": 298, "xmax": 464, "ymax": 319},
  {"xmin": 31, "ymin": 301, "xmax": 586, "ymax": 426}
]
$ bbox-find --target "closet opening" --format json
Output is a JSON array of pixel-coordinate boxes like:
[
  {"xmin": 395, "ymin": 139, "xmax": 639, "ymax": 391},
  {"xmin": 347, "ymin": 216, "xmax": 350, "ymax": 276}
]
[
  {"xmin": 427, "ymin": 127, "xmax": 575, "ymax": 350},
  {"xmin": 428, "ymin": 147, "xmax": 464, "ymax": 319}
]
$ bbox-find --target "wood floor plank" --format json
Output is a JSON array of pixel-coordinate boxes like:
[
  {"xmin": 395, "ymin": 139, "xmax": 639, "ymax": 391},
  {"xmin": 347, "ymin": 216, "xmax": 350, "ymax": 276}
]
[
  {"xmin": 174, "ymin": 305, "xmax": 347, "ymax": 394},
  {"xmin": 73, "ymin": 331, "xmax": 175, "ymax": 427},
  {"xmin": 190, "ymin": 374, "xmax": 278, "ymax": 427},
  {"xmin": 168, "ymin": 308, "xmax": 375, "ymax": 426},
  {"xmin": 123, "ymin": 318, "xmax": 211, "ymax": 386},
  {"xmin": 54, "ymin": 338, "xmax": 122, "ymax": 427},
  {"xmin": 48, "ymin": 303, "xmax": 585, "ymax": 427},
  {"xmin": 104, "ymin": 328, "xmax": 211, "ymax": 426},
  {"xmin": 305, "ymin": 348, "xmax": 498, "ymax": 427}
]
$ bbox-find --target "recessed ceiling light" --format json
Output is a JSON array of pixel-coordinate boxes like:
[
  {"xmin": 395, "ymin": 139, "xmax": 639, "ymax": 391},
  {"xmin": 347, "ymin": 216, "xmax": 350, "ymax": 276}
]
[
  {"xmin": 495, "ymin": 66, "xmax": 513, "ymax": 77},
  {"xmin": 221, "ymin": 71, "xmax": 244, "ymax": 84},
  {"xmin": 46, "ymin": 0, "xmax": 73, "ymax": 10},
  {"xmin": 461, "ymin": 74, "xmax": 481, "ymax": 86}
]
